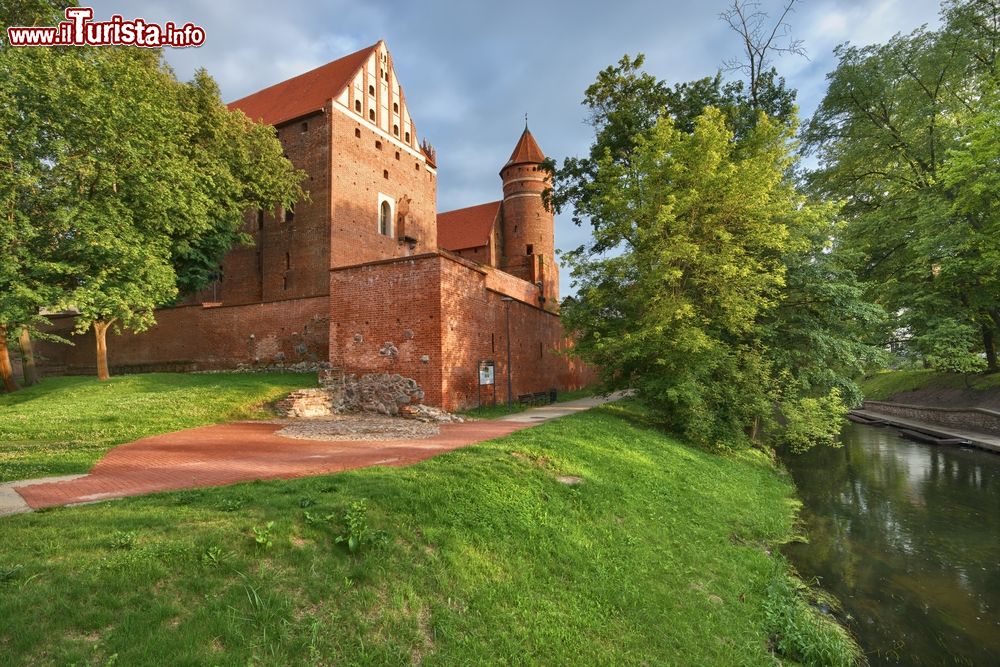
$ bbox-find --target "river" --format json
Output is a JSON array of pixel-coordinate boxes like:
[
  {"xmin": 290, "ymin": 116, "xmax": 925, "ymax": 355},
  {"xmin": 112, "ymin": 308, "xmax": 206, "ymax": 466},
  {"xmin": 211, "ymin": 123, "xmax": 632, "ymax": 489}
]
[{"xmin": 782, "ymin": 422, "xmax": 1000, "ymax": 666}]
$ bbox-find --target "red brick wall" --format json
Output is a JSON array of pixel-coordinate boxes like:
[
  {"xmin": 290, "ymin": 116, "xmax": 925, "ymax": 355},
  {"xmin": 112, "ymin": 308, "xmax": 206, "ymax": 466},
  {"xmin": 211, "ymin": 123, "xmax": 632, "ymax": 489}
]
[
  {"xmin": 186, "ymin": 110, "xmax": 333, "ymax": 307},
  {"xmin": 32, "ymin": 296, "xmax": 329, "ymax": 375},
  {"xmin": 330, "ymin": 253, "xmax": 594, "ymax": 411},
  {"xmin": 328, "ymin": 107, "xmax": 437, "ymax": 269},
  {"xmin": 329, "ymin": 254, "xmax": 445, "ymax": 404}
]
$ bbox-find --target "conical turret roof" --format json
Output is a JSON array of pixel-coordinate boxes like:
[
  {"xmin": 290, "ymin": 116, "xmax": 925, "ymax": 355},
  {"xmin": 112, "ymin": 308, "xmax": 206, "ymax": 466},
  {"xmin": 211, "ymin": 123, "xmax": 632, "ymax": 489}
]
[{"xmin": 503, "ymin": 126, "xmax": 545, "ymax": 170}]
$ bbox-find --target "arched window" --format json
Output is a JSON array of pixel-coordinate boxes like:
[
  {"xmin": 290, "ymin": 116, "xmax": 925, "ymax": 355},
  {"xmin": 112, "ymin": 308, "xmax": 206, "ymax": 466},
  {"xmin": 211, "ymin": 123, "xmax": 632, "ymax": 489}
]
[
  {"xmin": 393, "ymin": 124, "xmax": 399, "ymax": 136},
  {"xmin": 369, "ymin": 109, "xmax": 375, "ymax": 122},
  {"xmin": 355, "ymin": 100, "xmax": 361, "ymax": 113},
  {"xmin": 379, "ymin": 200, "xmax": 392, "ymax": 236}
]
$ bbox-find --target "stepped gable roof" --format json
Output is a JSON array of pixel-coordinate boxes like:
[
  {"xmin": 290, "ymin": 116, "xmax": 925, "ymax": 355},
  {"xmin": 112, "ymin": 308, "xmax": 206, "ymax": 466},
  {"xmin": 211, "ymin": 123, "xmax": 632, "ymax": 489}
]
[
  {"xmin": 228, "ymin": 42, "xmax": 379, "ymax": 126},
  {"xmin": 503, "ymin": 126, "xmax": 545, "ymax": 169},
  {"xmin": 437, "ymin": 201, "xmax": 501, "ymax": 251}
]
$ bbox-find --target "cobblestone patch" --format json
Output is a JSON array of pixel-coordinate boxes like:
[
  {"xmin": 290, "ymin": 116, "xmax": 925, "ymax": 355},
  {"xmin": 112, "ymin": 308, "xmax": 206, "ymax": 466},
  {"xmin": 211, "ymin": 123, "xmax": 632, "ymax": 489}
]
[{"xmin": 275, "ymin": 414, "xmax": 440, "ymax": 442}]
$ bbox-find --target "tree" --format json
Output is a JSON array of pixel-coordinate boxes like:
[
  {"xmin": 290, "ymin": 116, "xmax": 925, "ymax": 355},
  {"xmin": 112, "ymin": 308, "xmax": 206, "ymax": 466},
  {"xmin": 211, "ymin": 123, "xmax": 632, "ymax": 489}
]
[
  {"xmin": 1, "ymin": 41, "xmax": 304, "ymax": 383},
  {"xmin": 804, "ymin": 0, "xmax": 1000, "ymax": 372},
  {"xmin": 560, "ymin": 105, "xmax": 870, "ymax": 451}
]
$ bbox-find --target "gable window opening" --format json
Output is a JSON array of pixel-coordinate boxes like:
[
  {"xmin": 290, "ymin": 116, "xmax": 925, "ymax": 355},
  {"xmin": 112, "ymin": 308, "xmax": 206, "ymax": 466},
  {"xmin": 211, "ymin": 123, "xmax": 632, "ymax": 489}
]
[
  {"xmin": 393, "ymin": 124, "xmax": 399, "ymax": 136},
  {"xmin": 369, "ymin": 84, "xmax": 375, "ymax": 95},
  {"xmin": 379, "ymin": 200, "xmax": 392, "ymax": 237},
  {"xmin": 355, "ymin": 100, "xmax": 361, "ymax": 113},
  {"xmin": 393, "ymin": 102, "xmax": 399, "ymax": 113},
  {"xmin": 404, "ymin": 131, "xmax": 410, "ymax": 143},
  {"xmin": 369, "ymin": 109, "xmax": 375, "ymax": 121}
]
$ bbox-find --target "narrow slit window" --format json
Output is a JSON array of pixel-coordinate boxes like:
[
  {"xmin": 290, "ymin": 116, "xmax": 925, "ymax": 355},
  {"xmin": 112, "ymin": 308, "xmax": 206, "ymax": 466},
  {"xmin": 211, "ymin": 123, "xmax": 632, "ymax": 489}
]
[
  {"xmin": 355, "ymin": 100, "xmax": 361, "ymax": 113},
  {"xmin": 375, "ymin": 140, "xmax": 382, "ymax": 150},
  {"xmin": 393, "ymin": 102, "xmax": 399, "ymax": 113},
  {"xmin": 526, "ymin": 244, "xmax": 534, "ymax": 255},
  {"xmin": 355, "ymin": 128, "xmax": 361, "ymax": 138},
  {"xmin": 257, "ymin": 210, "xmax": 264, "ymax": 230},
  {"xmin": 383, "ymin": 169, "xmax": 389, "ymax": 179},
  {"xmin": 369, "ymin": 84, "xmax": 375, "ymax": 95},
  {"xmin": 285, "ymin": 252, "xmax": 291, "ymax": 270}
]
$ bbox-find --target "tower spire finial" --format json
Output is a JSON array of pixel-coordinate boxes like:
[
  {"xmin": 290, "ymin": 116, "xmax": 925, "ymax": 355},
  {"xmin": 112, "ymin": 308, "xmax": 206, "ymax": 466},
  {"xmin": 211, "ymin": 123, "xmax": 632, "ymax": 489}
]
[{"xmin": 524, "ymin": 112, "xmax": 528, "ymax": 130}]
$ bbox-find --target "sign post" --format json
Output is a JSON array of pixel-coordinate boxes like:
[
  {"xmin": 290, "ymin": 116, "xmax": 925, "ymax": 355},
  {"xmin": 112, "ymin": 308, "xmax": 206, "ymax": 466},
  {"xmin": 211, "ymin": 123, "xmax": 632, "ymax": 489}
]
[{"xmin": 478, "ymin": 360, "xmax": 496, "ymax": 407}]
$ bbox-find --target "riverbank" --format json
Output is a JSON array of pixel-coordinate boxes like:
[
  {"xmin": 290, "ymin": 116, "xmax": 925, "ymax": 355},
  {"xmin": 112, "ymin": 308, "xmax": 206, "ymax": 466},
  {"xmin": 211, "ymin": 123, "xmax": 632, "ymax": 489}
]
[
  {"xmin": 0, "ymin": 397, "xmax": 859, "ymax": 665},
  {"xmin": 860, "ymin": 369, "xmax": 1000, "ymax": 404}
]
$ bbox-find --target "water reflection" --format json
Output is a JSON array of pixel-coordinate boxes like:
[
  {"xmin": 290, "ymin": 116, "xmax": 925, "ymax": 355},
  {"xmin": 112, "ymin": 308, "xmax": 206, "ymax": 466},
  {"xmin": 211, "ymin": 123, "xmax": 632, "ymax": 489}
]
[{"xmin": 782, "ymin": 423, "xmax": 1000, "ymax": 666}]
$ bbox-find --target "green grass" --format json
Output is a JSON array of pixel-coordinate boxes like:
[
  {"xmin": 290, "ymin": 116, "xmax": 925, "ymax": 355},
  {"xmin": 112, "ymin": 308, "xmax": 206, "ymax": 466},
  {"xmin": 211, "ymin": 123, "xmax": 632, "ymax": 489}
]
[
  {"xmin": 0, "ymin": 373, "xmax": 314, "ymax": 482},
  {"xmin": 0, "ymin": 400, "xmax": 859, "ymax": 666},
  {"xmin": 860, "ymin": 369, "xmax": 1000, "ymax": 400},
  {"xmin": 460, "ymin": 385, "xmax": 602, "ymax": 420}
]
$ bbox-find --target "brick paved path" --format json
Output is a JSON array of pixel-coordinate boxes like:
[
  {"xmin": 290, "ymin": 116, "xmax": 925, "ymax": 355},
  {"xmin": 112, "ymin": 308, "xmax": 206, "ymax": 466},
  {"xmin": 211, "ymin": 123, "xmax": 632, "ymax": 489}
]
[
  {"xmin": 14, "ymin": 420, "xmax": 525, "ymax": 510},
  {"xmin": 11, "ymin": 394, "xmax": 620, "ymax": 512}
]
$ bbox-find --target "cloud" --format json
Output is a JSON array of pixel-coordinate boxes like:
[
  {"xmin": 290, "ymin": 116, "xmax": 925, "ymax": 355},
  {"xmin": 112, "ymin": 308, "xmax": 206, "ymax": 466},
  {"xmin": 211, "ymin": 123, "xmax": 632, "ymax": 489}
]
[{"xmin": 89, "ymin": 0, "xmax": 946, "ymax": 293}]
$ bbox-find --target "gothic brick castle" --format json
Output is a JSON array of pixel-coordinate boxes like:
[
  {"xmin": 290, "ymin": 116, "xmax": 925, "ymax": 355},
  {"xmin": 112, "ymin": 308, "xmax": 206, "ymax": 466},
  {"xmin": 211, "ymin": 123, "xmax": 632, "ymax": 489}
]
[{"xmin": 33, "ymin": 41, "xmax": 592, "ymax": 409}]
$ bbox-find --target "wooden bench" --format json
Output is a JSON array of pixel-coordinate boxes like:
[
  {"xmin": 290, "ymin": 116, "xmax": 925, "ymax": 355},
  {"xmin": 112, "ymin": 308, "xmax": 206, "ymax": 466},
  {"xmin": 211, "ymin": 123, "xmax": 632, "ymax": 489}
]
[{"xmin": 517, "ymin": 391, "xmax": 552, "ymax": 406}]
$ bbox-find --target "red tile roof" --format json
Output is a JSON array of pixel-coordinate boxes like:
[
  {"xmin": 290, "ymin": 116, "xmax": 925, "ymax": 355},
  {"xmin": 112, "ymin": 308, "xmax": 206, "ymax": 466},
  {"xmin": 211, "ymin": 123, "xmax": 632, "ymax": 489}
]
[
  {"xmin": 437, "ymin": 201, "xmax": 501, "ymax": 251},
  {"xmin": 228, "ymin": 42, "xmax": 379, "ymax": 126},
  {"xmin": 504, "ymin": 127, "xmax": 545, "ymax": 168}
]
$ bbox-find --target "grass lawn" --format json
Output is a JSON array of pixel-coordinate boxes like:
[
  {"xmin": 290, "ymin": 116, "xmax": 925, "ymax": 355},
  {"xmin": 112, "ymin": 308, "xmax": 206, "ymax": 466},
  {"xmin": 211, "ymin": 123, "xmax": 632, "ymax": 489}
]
[
  {"xmin": 0, "ymin": 400, "xmax": 857, "ymax": 666},
  {"xmin": 860, "ymin": 368, "xmax": 1000, "ymax": 400},
  {"xmin": 0, "ymin": 373, "xmax": 315, "ymax": 482}
]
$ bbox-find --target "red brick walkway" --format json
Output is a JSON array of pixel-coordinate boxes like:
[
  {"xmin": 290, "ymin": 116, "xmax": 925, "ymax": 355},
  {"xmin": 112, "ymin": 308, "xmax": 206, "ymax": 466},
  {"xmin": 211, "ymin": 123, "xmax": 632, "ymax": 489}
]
[{"xmin": 16, "ymin": 420, "xmax": 528, "ymax": 510}]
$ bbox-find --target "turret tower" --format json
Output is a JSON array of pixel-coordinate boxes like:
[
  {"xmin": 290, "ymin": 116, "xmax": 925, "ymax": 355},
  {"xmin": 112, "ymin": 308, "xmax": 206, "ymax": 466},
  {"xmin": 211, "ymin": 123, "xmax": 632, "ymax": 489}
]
[{"xmin": 498, "ymin": 125, "xmax": 559, "ymax": 309}]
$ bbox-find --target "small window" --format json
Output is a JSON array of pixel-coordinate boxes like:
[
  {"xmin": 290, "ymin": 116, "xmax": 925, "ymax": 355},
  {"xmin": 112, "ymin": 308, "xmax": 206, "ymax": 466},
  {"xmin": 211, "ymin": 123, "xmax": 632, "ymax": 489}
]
[
  {"xmin": 285, "ymin": 252, "xmax": 291, "ymax": 270},
  {"xmin": 375, "ymin": 140, "xmax": 382, "ymax": 150},
  {"xmin": 283, "ymin": 275, "xmax": 288, "ymax": 290},
  {"xmin": 539, "ymin": 342, "xmax": 543, "ymax": 359},
  {"xmin": 395, "ymin": 151, "xmax": 400, "ymax": 160},
  {"xmin": 379, "ymin": 200, "xmax": 392, "ymax": 236},
  {"xmin": 393, "ymin": 102, "xmax": 399, "ymax": 113},
  {"xmin": 284, "ymin": 207, "xmax": 294, "ymax": 223},
  {"xmin": 301, "ymin": 122, "xmax": 308, "ymax": 133},
  {"xmin": 393, "ymin": 124, "xmax": 399, "ymax": 136},
  {"xmin": 404, "ymin": 131, "xmax": 410, "ymax": 143},
  {"xmin": 369, "ymin": 109, "xmax": 375, "ymax": 121},
  {"xmin": 383, "ymin": 169, "xmax": 389, "ymax": 179},
  {"xmin": 355, "ymin": 128, "xmax": 361, "ymax": 138},
  {"xmin": 526, "ymin": 244, "xmax": 534, "ymax": 255},
  {"xmin": 415, "ymin": 162, "xmax": 420, "ymax": 170},
  {"xmin": 355, "ymin": 100, "xmax": 361, "ymax": 113},
  {"xmin": 491, "ymin": 333, "xmax": 495, "ymax": 353},
  {"xmin": 384, "ymin": 70, "xmax": 389, "ymax": 82},
  {"xmin": 369, "ymin": 84, "xmax": 375, "ymax": 95},
  {"xmin": 257, "ymin": 210, "xmax": 264, "ymax": 230}
]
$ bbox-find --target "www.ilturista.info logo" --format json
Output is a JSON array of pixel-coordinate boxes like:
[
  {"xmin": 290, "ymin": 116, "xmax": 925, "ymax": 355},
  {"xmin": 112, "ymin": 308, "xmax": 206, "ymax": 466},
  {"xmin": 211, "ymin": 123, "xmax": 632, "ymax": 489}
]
[{"xmin": 5, "ymin": 7, "xmax": 206, "ymax": 48}]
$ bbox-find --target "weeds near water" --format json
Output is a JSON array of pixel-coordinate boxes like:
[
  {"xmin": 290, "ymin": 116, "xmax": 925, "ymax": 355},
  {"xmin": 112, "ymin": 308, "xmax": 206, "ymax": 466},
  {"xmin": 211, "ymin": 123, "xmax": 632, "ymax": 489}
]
[{"xmin": 762, "ymin": 575, "xmax": 863, "ymax": 666}]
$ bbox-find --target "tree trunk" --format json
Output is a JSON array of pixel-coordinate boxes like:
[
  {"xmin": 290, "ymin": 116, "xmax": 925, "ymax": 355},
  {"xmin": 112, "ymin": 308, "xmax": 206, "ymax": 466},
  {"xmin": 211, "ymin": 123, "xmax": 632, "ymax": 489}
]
[
  {"xmin": 17, "ymin": 326, "xmax": 39, "ymax": 386},
  {"xmin": 0, "ymin": 324, "xmax": 19, "ymax": 393},
  {"xmin": 984, "ymin": 324, "xmax": 999, "ymax": 372},
  {"xmin": 94, "ymin": 320, "xmax": 114, "ymax": 381},
  {"xmin": 989, "ymin": 308, "xmax": 1000, "ymax": 335}
]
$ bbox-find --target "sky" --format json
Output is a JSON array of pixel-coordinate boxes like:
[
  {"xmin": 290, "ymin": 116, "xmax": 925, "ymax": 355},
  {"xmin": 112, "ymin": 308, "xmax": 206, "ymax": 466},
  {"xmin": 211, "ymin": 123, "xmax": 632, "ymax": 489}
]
[{"xmin": 88, "ymin": 0, "xmax": 946, "ymax": 293}]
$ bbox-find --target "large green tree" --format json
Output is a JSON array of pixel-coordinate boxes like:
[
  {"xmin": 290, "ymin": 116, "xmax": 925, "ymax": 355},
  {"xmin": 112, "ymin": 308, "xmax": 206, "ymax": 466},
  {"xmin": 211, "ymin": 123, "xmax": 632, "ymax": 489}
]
[
  {"xmin": 0, "ymin": 35, "xmax": 304, "ymax": 385},
  {"xmin": 804, "ymin": 0, "xmax": 1000, "ymax": 372},
  {"xmin": 554, "ymin": 53, "xmax": 884, "ymax": 452}
]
